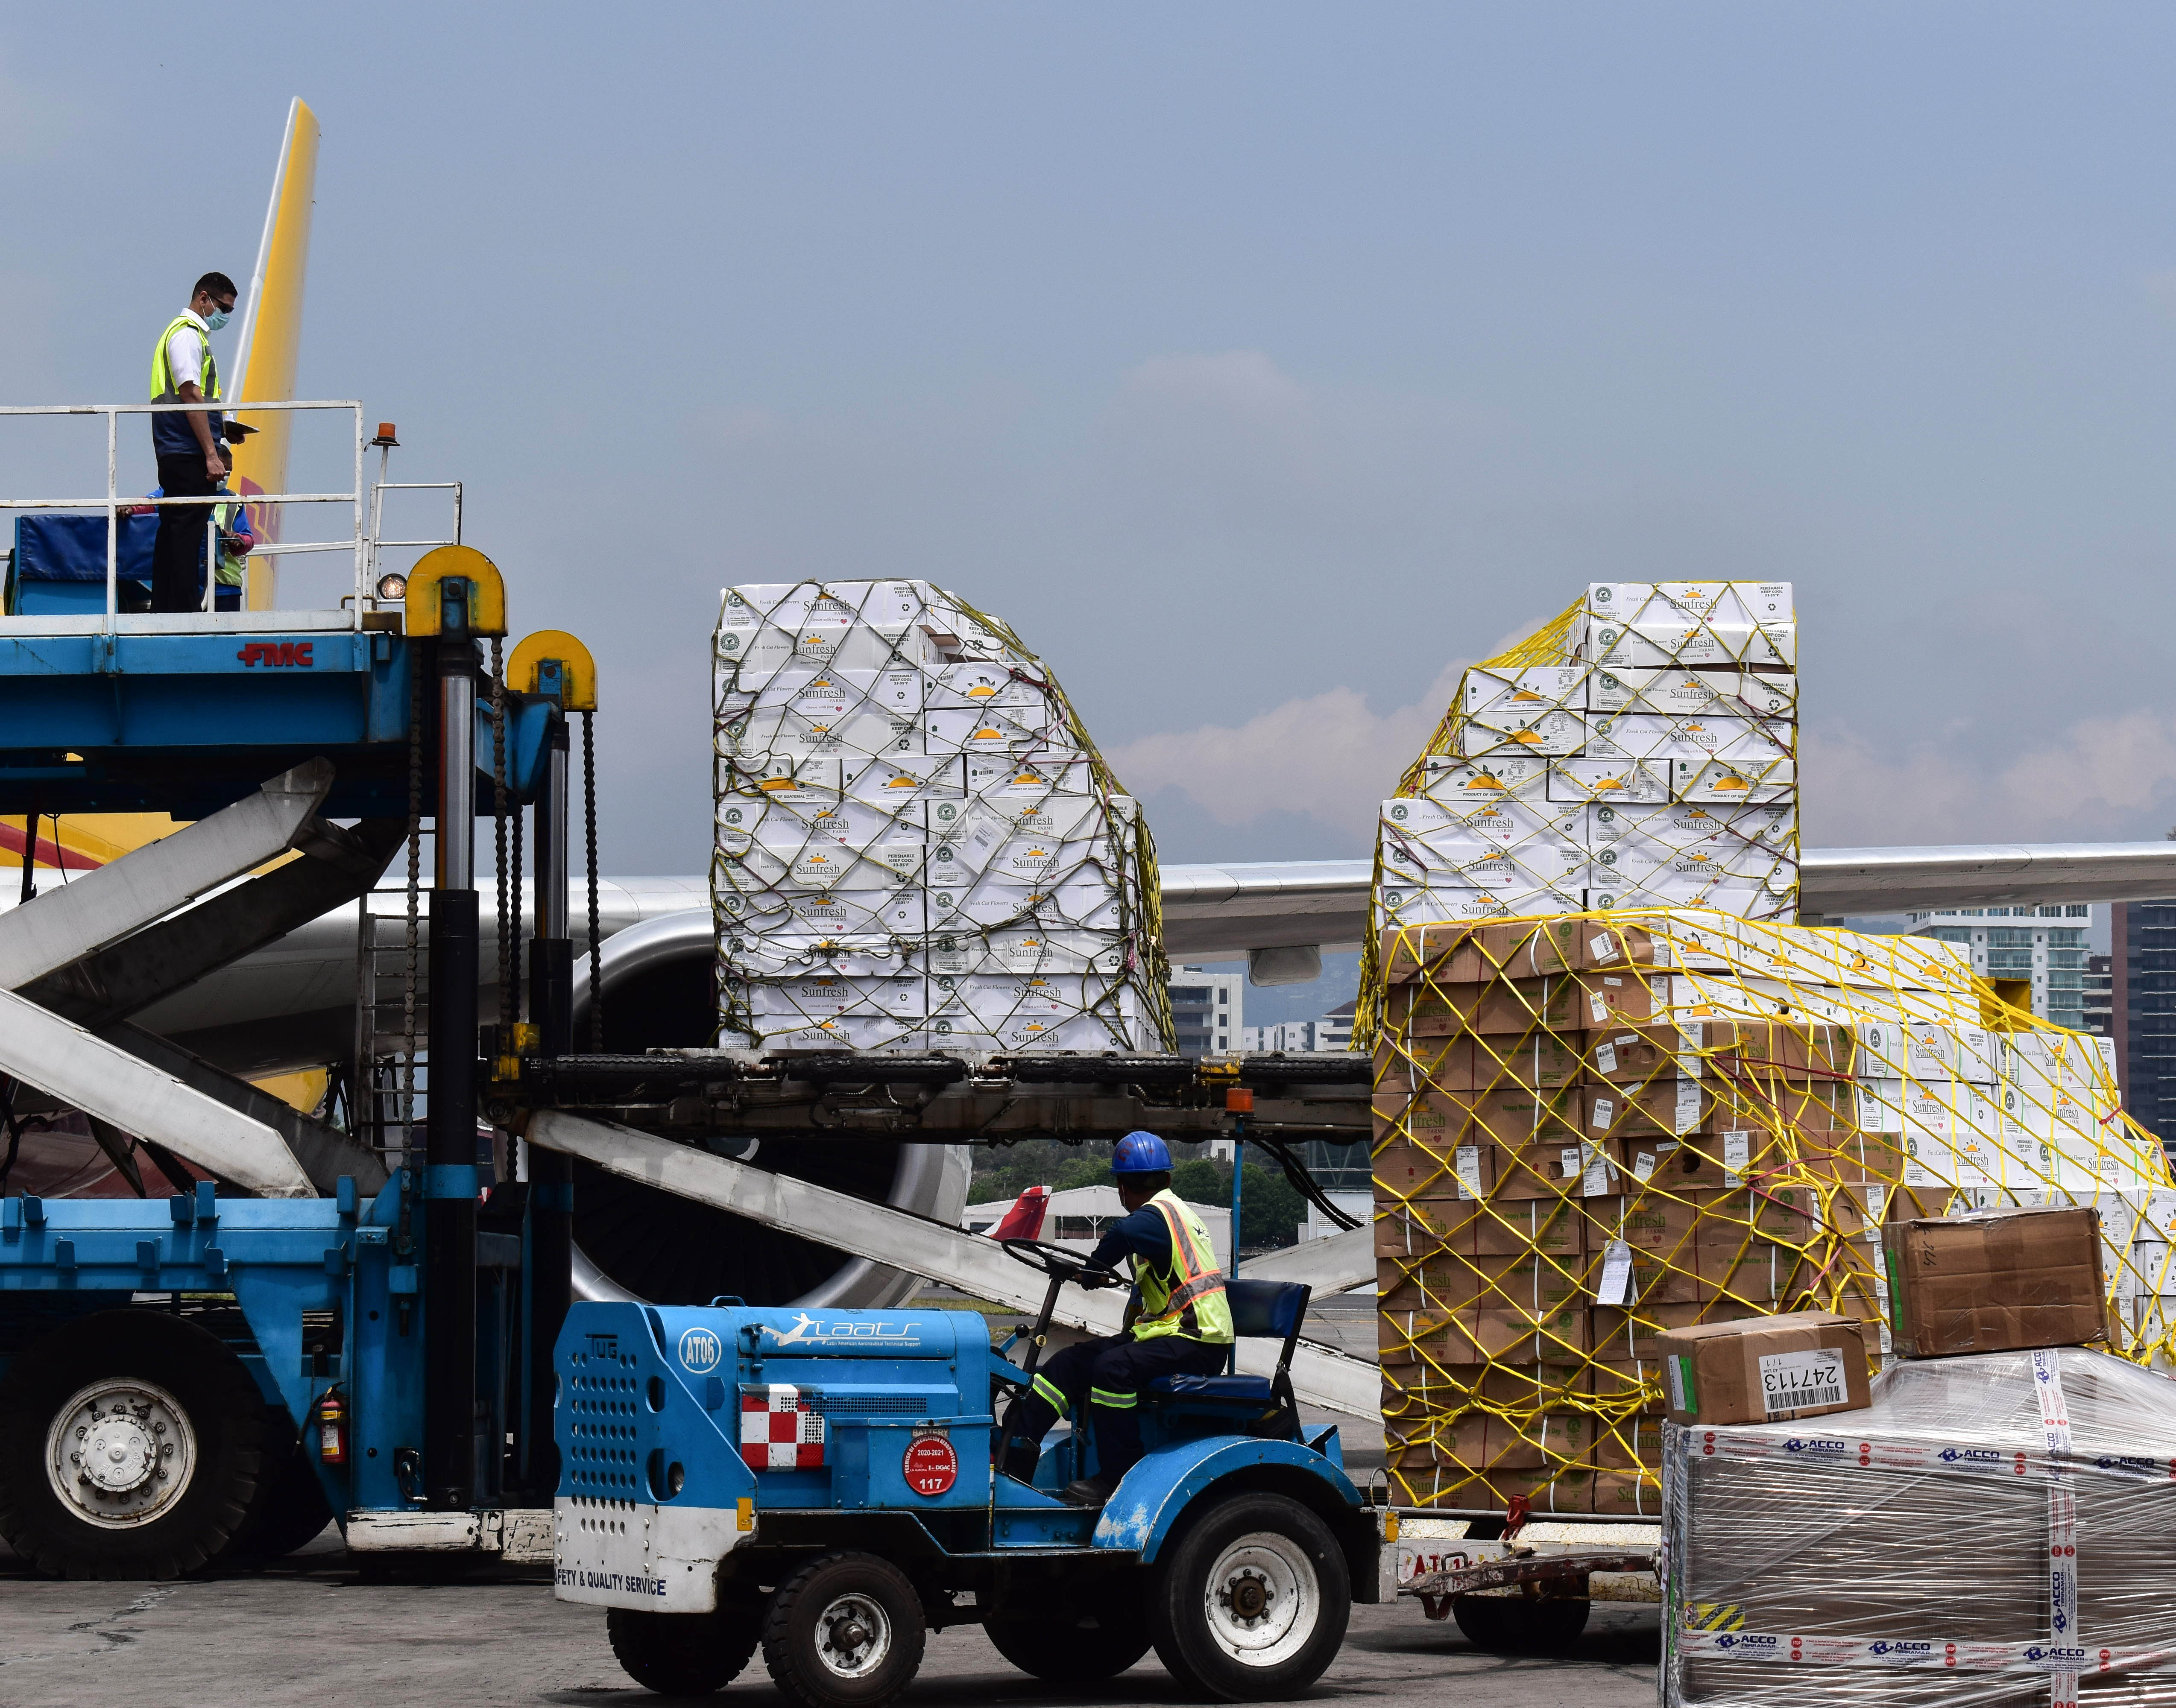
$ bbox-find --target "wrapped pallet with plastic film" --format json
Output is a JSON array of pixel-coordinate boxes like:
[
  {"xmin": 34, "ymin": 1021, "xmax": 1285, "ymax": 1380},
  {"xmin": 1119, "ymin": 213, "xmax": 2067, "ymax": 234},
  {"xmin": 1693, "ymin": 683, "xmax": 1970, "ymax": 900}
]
[
  {"xmin": 1663, "ymin": 1345, "xmax": 2176, "ymax": 1708},
  {"xmin": 712, "ymin": 579, "xmax": 1171, "ymax": 1053},
  {"xmin": 1367, "ymin": 908, "xmax": 2175, "ymax": 1518}
]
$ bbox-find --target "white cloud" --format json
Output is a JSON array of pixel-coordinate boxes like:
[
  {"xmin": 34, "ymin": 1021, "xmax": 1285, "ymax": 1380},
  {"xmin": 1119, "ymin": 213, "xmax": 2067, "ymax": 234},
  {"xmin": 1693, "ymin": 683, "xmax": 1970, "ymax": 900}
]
[
  {"xmin": 1104, "ymin": 616, "xmax": 1555, "ymax": 841},
  {"xmin": 1802, "ymin": 712, "xmax": 2176, "ymax": 847}
]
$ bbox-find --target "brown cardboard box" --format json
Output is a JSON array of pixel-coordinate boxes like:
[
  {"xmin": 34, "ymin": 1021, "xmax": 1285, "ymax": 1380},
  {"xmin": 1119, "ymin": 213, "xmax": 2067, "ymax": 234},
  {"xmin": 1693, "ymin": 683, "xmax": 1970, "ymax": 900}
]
[
  {"xmin": 1376, "ymin": 1033, "xmax": 1583, "ymax": 1092},
  {"xmin": 1567, "ymin": 968, "xmax": 1665, "ymax": 1025},
  {"xmin": 1373, "ymin": 1138, "xmax": 1464, "ymax": 1202},
  {"xmin": 1590, "ymin": 1465, "xmax": 1666, "ymax": 1518},
  {"xmin": 1592, "ymin": 1300, "xmax": 1709, "ymax": 1360},
  {"xmin": 1385, "ymin": 1409, "xmax": 1597, "ymax": 1473},
  {"xmin": 1382, "ymin": 1360, "xmax": 1593, "ymax": 1414},
  {"xmin": 1654, "ymin": 1310, "xmax": 1872, "ymax": 1424},
  {"xmin": 1470, "ymin": 1031, "xmax": 1584, "ymax": 1090},
  {"xmin": 1388, "ymin": 1459, "xmax": 1595, "ymax": 1514},
  {"xmin": 1374, "ymin": 1084, "xmax": 1583, "ymax": 1148},
  {"xmin": 1379, "ymin": 918, "xmax": 1590, "ymax": 984},
  {"xmin": 1882, "ymin": 1205, "xmax": 2109, "ymax": 1358},
  {"xmin": 1705, "ymin": 1020, "xmax": 1854, "ymax": 1082},
  {"xmin": 1385, "ymin": 976, "xmax": 1581, "ymax": 1037},
  {"xmin": 1583, "ymin": 1022, "xmax": 1701, "ymax": 1085},
  {"xmin": 1581, "ymin": 1079, "xmax": 1716, "ymax": 1141},
  {"xmin": 1690, "ymin": 1184, "xmax": 1861, "ymax": 1248},
  {"xmin": 1378, "ymin": 1253, "xmax": 1587, "ymax": 1317},
  {"xmin": 1588, "ymin": 1355, "xmax": 1661, "ymax": 1410},
  {"xmin": 1374, "ymin": 1193, "xmax": 1585, "ymax": 1259}
]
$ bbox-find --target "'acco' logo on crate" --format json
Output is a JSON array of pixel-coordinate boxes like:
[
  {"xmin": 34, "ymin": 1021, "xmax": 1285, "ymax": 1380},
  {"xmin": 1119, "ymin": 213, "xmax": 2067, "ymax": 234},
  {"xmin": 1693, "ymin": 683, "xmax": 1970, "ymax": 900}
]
[
  {"xmin": 1936, "ymin": 1448, "xmax": 2003, "ymax": 1465},
  {"xmin": 1781, "ymin": 1439, "xmax": 1851, "ymax": 1456},
  {"xmin": 1711, "ymin": 1635, "xmax": 1778, "ymax": 1652}
]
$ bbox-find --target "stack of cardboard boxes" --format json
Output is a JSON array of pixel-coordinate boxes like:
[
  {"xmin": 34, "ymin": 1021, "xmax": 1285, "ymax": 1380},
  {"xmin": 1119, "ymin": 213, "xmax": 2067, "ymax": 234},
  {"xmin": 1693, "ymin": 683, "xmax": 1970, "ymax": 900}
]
[
  {"xmin": 1660, "ymin": 1211, "xmax": 2173, "ymax": 1708},
  {"xmin": 712, "ymin": 580, "xmax": 1166, "ymax": 1053},
  {"xmin": 1372, "ymin": 912, "xmax": 2170, "ymax": 1515},
  {"xmin": 1376, "ymin": 582, "xmax": 1798, "ymax": 927}
]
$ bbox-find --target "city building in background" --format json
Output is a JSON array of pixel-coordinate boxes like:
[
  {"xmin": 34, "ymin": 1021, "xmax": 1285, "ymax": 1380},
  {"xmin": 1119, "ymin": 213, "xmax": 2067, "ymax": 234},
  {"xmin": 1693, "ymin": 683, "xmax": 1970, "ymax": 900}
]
[
  {"xmin": 2112, "ymin": 902, "xmax": 2176, "ymax": 1151},
  {"xmin": 1904, "ymin": 904, "xmax": 2091, "ymax": 1030},
  {"xmin": 1167, "ymin": 966, "xmax": 1243, "ymax": 1055},
  {"xmin": 2085, "ymin": 953, "xmax": 2113, "ymax": 1038},
  {"xmin": 1241, "ymin": 998, "xmax": 1357, "ymax": 1054}
]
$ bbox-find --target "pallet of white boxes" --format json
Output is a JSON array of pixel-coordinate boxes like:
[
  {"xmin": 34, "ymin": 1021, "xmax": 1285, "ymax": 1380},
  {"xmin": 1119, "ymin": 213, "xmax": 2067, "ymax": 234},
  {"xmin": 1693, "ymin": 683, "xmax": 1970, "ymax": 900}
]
[{"xmin": 712, "ymin": 579, "xmax": 1170, "ymax": 1055}]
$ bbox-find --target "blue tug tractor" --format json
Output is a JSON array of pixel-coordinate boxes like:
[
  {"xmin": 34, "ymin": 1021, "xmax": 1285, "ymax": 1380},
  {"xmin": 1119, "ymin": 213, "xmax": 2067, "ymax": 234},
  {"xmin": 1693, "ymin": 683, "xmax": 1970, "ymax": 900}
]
[{"xmin": 553, "ymin": 1237, "xmax": 1386, "ymax": 1705}]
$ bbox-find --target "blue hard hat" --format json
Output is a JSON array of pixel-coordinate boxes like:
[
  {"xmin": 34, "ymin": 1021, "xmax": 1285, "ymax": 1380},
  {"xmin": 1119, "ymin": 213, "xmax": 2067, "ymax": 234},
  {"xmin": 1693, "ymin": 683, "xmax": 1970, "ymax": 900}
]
[{"xmin": 1111, "ymin": 1132, "xmax": 1172, "ymax": 1175}]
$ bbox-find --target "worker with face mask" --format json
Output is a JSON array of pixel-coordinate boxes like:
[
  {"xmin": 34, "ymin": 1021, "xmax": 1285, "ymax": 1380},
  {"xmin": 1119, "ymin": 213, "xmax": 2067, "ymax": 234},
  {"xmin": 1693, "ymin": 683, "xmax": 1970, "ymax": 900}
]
[{"xmin": 148, "ymin": 272, "xmax": 238, "ymax": 614}]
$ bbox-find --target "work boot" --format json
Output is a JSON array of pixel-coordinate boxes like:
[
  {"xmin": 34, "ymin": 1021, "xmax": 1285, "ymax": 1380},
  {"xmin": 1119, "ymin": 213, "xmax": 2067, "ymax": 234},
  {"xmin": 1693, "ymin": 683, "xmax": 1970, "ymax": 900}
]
[{"xmin": 1060, "ymin": 1474, "xmax": 1117, "ymax": 1508}]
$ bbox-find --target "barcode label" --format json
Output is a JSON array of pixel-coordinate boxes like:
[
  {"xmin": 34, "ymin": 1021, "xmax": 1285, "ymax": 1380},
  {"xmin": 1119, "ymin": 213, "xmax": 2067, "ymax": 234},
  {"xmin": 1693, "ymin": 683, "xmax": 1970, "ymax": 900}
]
[
  {"xmin": 1759, "ymin": 1348, "xmax": 1846, "ymax": 1417},
  {"xmin": 1593, "ymin": 1042, "xmax": 1617, "ymax": 1075}
]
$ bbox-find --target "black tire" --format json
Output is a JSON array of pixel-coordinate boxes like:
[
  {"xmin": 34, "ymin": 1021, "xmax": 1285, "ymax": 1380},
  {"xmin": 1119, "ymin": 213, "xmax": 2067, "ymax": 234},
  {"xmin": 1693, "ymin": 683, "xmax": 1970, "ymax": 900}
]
[
  {"xmin": 985, "ymin": 1580, "xmax": 1153, "ymax": 1680},
  {"xmin": 609, "ymin": 1599, "xmax": 763, "ymax": 1696},
  {"xmin": 1147, "ymin": 1492, "xmax": 1350, "ymax": 1703},
  {"xmin": 0, "ymin": 1309, "xmax": 268, "ymax": 1579},
  {"xmin": 762, "ymin": 1552, "xmax": 927, "ymax": 1708},
  {"xmin": 1450, "ymin": 1592, "xmax": 1590, "ymax": 1654},
  {"xmin": 231, "ymin": 1407, "xmax": 335, "ymax": 1559}
]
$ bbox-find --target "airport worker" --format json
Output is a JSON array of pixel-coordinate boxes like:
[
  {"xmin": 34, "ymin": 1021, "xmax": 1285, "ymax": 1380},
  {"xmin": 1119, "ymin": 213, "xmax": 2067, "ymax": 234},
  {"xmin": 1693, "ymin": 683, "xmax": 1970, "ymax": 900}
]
[
  {"xmin": 994, "ymin": 1130, "xmax": 1233, "ymax": 1506},
  {"xmin": 147, "ymin": 272, "xmax": 239, "ymax": 613},
  {"xmin": 144, "ymin": 423, "xmax": 254, "ymax": 612}
]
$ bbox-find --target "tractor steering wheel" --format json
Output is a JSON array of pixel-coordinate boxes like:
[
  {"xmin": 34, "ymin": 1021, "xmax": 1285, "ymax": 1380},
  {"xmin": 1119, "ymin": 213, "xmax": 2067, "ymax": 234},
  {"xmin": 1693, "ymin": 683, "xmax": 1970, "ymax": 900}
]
[{"xmin": 1000, "ymin": 1238, "xmax": 1114, "ymax": 1288}]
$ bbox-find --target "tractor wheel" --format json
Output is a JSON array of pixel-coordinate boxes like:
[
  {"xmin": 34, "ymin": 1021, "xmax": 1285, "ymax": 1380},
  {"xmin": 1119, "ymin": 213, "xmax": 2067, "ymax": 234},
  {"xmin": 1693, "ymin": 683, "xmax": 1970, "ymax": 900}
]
[
  {"xmin": 608, "ymin": 1598, "xmax": 763, "ymax": 1695},
  {"xmin": 0, "ymin": 1309, "xmax": 268, "ymax": 1579},
  {"xmin": 1450, "ymin": 1591, "xmax": 1590, "ymax": 1653},
  {"xmin": 1146, "ymin": 1492, "xmax": 1349, "ymax": 1702},
  {"xmin": 231, "ymin": 1406, "xmax": 335, "ymax": 1559},
  {"xmin": 762, "ymin": 1552, "xmax": 927, "ymax": 1708},
  {"xmin": 985, "ymin": 1579, "xmax": 1152, "ymax": 1680}
]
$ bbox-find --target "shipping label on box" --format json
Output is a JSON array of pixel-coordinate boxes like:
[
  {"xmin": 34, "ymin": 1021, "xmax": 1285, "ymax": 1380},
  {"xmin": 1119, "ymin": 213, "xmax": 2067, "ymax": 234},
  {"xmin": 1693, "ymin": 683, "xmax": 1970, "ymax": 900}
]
[
  {"xmin": 1418, "ymin": 755, "xmax": 1552, "ymax": 806},
  {"xmin": 1654, "ymin": 1311, "xmax": 1868, "ymax": 1425},
  {"xmin": 1672, "ymin": 756, "xmax": 1795, "ymax": 804},
  {"xmin": 1462, "ymin": 662, "xmax": 1592, "ymax": 719},
  {"xmin": 1584, "ymin": 711, "xmax": 1787, "ymax": 767},
  {"xmin": 1547, "ymin": 757, "xmax": 1674, "ymax": 806},
  {"xmin": 1587, "ymin": 667, "xmax": 1798, "ymax": 719},
  {"xmin": 1453, "ymin": 709, "xmax": 1587, "ymax": 757}
]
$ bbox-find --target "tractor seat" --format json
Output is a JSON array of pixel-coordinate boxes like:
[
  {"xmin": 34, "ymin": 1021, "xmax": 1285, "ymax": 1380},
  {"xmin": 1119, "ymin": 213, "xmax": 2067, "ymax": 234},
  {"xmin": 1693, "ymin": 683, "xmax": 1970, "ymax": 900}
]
[
  {"xmin": 1154, "ymin": 1373, "xmax": 1276, "ymax": 1402},
  {"xmin": 1143, "ymin": 1279, "xmax": 1312, "ymax": 1433}
]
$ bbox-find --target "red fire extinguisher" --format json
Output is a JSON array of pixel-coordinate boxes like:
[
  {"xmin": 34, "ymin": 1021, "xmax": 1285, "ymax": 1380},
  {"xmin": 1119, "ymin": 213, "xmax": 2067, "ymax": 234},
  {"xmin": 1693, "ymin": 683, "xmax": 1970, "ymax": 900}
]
[{"xmin": 314, "ymin": 1388, "xmax": 349, "ymax": 1465}]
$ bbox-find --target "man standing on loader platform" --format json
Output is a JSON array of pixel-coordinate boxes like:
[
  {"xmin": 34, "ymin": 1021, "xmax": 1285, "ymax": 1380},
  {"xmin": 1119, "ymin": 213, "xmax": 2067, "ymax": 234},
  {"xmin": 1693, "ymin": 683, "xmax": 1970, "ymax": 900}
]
[
  {"xmin": 147, "ymin": 272, "xmax": 238, "ymax": 613},
  {"xmin": 996, "ymin": 1131, "xmax": 1233, "ymax": 1506}
]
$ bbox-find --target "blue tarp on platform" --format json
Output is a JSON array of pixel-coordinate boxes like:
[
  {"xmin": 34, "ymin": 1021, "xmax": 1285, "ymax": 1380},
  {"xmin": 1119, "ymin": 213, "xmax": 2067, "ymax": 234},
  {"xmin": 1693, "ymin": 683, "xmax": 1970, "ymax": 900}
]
[{"xmin": 10, "ymin": 514, "xmax": 158, "ymax": 612}]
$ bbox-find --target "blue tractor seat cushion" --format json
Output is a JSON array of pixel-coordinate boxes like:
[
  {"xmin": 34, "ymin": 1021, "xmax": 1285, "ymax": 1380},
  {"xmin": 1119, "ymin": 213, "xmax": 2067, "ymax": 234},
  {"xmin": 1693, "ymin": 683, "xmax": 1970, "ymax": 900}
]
[
  {"xmin": 1225, "ymin": 1278, "xmax": 1309, "ymax": 1341},
  {"xmin": 1146, "ymin": 1373, "xmax": 1276, "ymax": 1401}
]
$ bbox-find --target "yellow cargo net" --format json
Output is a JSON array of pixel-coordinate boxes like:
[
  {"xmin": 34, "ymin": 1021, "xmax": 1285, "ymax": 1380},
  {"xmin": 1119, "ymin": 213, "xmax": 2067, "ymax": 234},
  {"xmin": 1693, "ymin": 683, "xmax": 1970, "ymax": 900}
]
[
  {"xmin": 1356, "ymin": 591, "xmax": 1798, "ymax": 1051},
  {"xmin": 1372, "ymin": 909, "xmax": 2173, "ymax": 1517}
]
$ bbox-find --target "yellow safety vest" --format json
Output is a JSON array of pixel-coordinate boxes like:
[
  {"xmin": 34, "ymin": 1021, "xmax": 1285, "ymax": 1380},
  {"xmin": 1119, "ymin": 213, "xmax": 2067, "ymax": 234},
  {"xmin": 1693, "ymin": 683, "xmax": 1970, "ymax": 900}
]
[
  {"xmin": 1130, "ymin": 1189, "xmax": 1234, "ymax": 1345},
  {"xmin": 150, "ymin": 314, "xmax": 220, "ymax": 405}
]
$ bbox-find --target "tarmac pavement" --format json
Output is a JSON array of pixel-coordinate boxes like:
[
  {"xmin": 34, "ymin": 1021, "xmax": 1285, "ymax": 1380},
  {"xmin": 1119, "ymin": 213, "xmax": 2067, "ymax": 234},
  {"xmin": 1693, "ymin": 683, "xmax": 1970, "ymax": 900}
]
[{"xmin": 0, "ymin": 1539, "xmax": 1658, "ymax": 1708}]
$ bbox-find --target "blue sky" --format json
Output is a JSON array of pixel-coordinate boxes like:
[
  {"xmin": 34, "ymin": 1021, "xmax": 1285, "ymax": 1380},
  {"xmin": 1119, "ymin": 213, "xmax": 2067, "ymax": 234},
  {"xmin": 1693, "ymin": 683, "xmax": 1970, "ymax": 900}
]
[{"xmin": 7, "ymin": 4, "xmax": 2176, "ymax": 879}]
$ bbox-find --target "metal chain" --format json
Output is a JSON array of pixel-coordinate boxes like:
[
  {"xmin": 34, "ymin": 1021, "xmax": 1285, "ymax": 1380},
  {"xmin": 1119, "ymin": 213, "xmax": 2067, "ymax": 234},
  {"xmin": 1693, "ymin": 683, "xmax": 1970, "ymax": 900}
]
[
  {"xmin": 492, "ymin": 636, "xmax": 512, "ymax": 1036},
  {"xmin": 583, "ymin": 708, "xmax": 602, "ymax": 1051},
  {"xmin": 402, "ymin": 644, "xmax": 423, "ymax": 1157}
]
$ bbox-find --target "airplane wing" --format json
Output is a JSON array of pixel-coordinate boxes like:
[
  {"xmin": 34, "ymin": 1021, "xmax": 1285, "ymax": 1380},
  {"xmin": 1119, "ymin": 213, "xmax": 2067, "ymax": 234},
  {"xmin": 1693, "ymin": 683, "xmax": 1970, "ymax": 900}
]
[{"xmin": 1160, "ymin": 842, "xmax": 2176, "ymax": 977}]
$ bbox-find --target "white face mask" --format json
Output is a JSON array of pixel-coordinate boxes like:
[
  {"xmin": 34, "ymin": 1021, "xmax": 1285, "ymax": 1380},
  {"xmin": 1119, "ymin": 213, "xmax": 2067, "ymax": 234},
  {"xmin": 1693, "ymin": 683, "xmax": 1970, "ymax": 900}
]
[{"xmin": 205, "ymin": 307, "xmax": 231, "ymax": 331}]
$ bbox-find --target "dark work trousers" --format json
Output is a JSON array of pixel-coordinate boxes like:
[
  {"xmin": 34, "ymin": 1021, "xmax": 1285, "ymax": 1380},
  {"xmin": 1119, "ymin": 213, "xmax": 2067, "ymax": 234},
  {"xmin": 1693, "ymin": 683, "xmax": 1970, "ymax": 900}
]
[
  {"xmin": 998, "ymin": 1332, "xmax": 1229, "ymax": 1484},
  {"xmin": 151, "ymin": 452, "xmax": 218, "ymax": 614}
]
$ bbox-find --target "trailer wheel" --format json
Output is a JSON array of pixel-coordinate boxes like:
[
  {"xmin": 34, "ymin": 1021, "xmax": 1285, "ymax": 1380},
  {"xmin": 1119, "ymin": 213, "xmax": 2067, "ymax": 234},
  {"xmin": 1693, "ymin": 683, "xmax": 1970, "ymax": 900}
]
[
  {"xmin": 1147, "ymin": 1492, "xmax": 1349, "ymax": 1702},
  {"xmin": 984, "ymin": 1582, "xmax": 1152, "ymax": 1680},
  {"xmin": 762, "ymin": 1552, "xmax": 927, "ymax": 1708},
  {"xmin": 0, "ymin": 1309, "xmax": 267, "ymax": 1579},
  {"xmin": 1450, "ymin": 1591, "xmax": 1590, "ymax": 1654},
  {"xmin": 608, "ymin": 1599, "xmax": 762, "ymax": 1695}
]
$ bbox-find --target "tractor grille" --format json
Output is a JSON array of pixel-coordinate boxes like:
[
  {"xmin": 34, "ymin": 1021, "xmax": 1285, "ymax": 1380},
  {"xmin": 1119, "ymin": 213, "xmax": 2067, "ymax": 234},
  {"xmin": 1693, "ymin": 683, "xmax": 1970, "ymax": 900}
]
[{"xmin": 805, "ymin": 1395, "xmax": 928, "ymax": 1416}]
